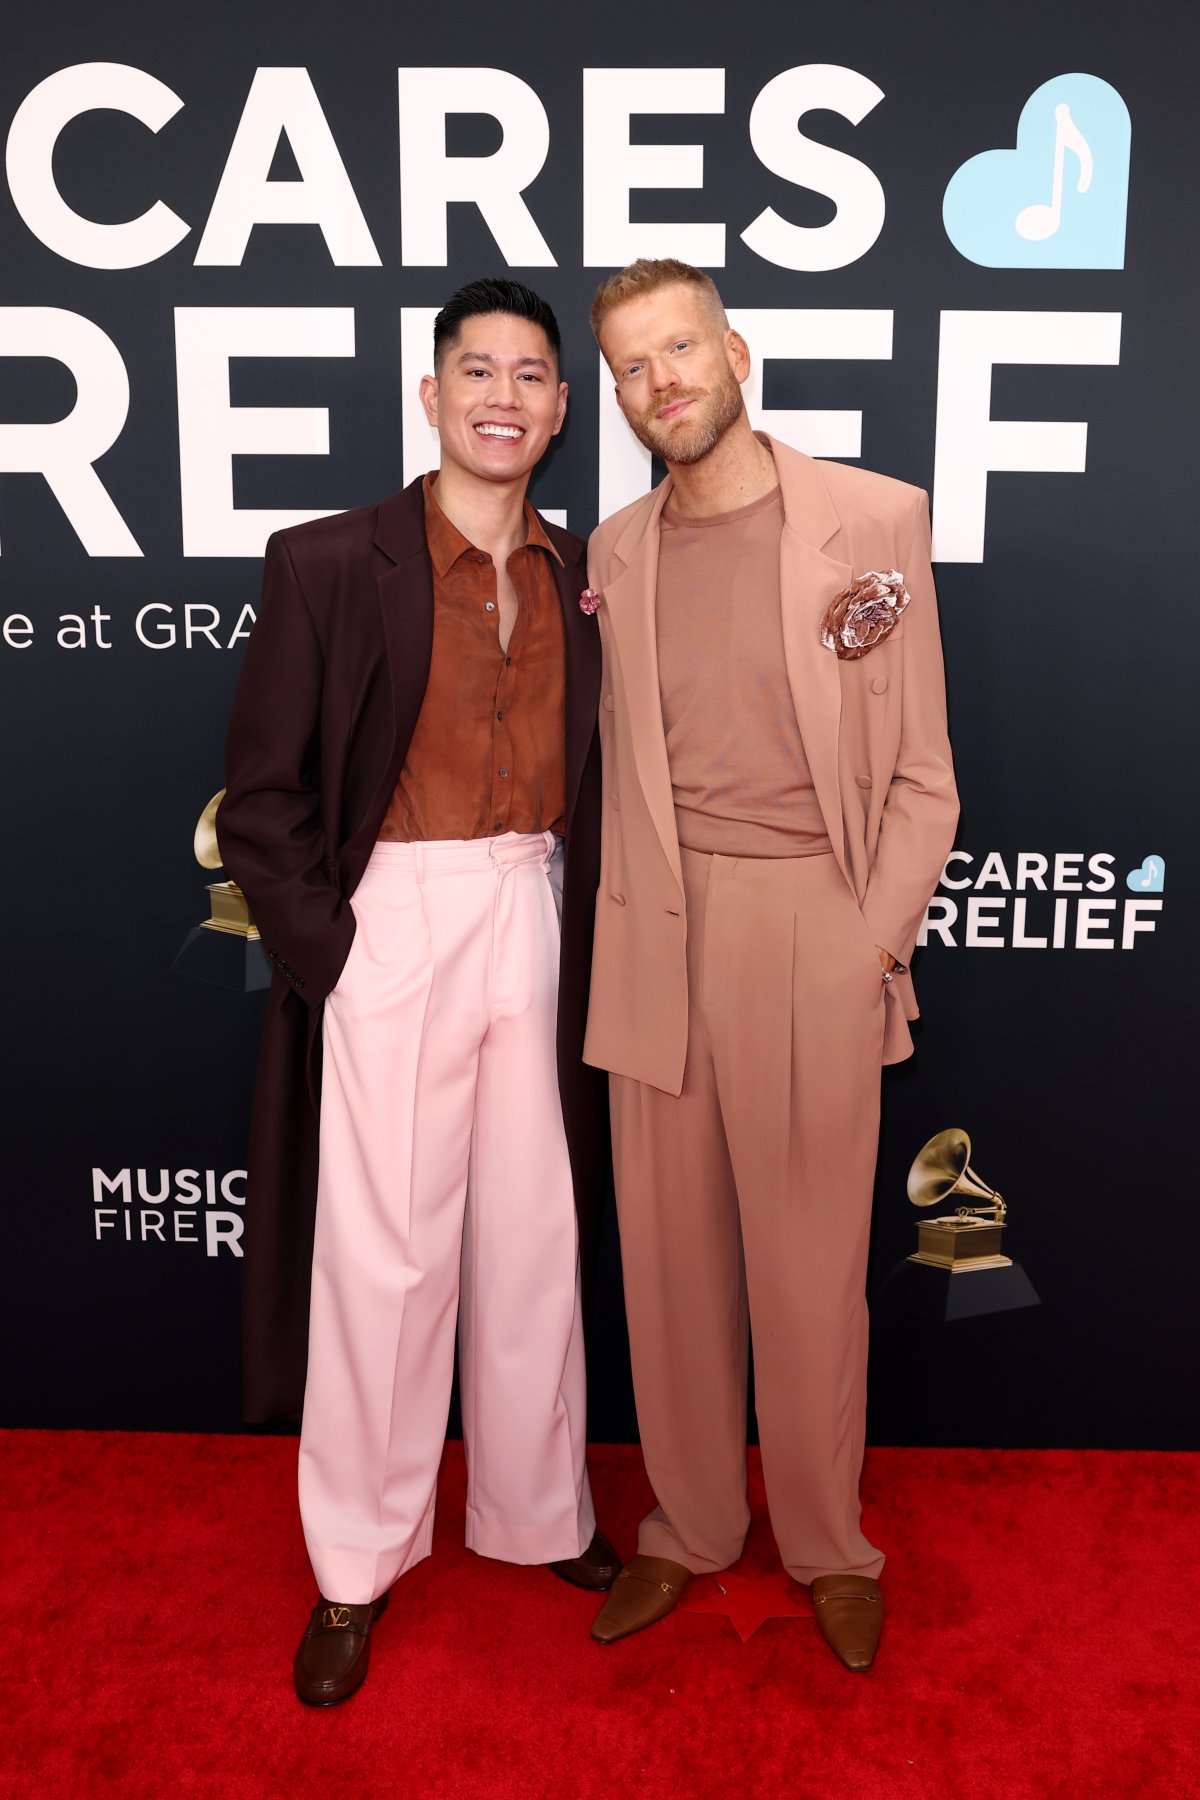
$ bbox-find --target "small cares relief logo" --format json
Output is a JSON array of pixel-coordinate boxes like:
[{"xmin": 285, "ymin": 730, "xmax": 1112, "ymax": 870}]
[{"xmin": 943, "ymin": 74, "xmax": 1131, "ymax": 268}]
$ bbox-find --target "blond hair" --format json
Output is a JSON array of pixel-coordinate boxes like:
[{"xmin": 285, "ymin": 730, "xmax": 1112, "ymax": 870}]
[{"xmin": 589, "ymin": 258, "xmax": 728, "ymax": 350}]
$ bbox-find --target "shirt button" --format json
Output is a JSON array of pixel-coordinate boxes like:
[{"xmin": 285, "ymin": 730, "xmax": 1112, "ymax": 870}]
[
  {"xmin": 485, "ymin": 602, "xmax": 496, "ymax": 612},
  {"xmin": 475, "ymin": 552, "xmax": 487, "ymax": 564},
  {"xmin": 505, "ymin": 656, "xmax": 512, "ymax": 666},
  {"xmin": 494, "ymin": 821, "xmax": 503, "ymax": 831},
  {"xmin": 496, "ymin": 710, "xmax": 505, "ymax": 720},
  {"xmin": 499, "ymin": 768, "xmax": 509, "ymax": 778}
]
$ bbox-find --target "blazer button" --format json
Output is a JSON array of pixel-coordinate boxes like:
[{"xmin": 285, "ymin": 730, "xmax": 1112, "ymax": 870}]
[
  {"xmin": 603, "ymin": 694, "xmax": 615, "ymax": 711},
  {"xmin": 855, "ymin": 775, "xmax": 873, "ymax": 789},
  {"xmin": 871, "ymin": 675, "xmax": 888, "ymax": 694},
  {"xmin": 611, "ymin": 893, "xmax": 626, "ymax": 906}
]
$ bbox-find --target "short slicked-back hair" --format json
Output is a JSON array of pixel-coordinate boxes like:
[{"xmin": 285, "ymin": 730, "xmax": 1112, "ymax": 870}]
[
  {"xmin": 589, "ymin": 258, "xmax": 728, "ymax": 350},
  {"xmin": 433, "ymin": 278, "xmax": 562, "ymax": 371}
]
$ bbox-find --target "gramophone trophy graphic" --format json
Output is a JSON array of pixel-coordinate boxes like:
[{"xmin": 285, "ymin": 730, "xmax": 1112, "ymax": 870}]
[
  {"xmin": 878, "ymin": 1128, "xmax": 1039, "ymax": 1322},
  {"xmin": 908, "ymin": 1128, "xmax": 1011, "ymax": 1271},
  {"xmin": 172, "ymin": 790, "xmax": 271, "ymax": 992}
]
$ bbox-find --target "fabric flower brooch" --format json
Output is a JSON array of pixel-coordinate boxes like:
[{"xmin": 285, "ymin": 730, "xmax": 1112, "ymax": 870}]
[
  {"xmin": 820, "ymin": 570, "xmax": 909, "ymax": 660},
  {"xmin": 579, "ymin": 588, "xmax": 602, "ymax": 615}
]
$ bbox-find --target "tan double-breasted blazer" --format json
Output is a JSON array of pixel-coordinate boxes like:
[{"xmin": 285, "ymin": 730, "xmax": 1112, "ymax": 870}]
[{"xmin": 582, "ymin": 434, "xmax": 959, "ymax": 1093}]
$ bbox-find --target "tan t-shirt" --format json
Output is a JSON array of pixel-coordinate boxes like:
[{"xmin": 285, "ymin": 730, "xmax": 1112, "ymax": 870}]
[{"xmin": 656, "ymin": 484, "xmax": 832, "ymax": 859}]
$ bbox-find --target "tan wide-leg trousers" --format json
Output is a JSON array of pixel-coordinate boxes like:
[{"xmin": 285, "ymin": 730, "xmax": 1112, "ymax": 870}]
[{"xmin": 610, "ymin": 846, "xmax": 887, "ymax": 1585}]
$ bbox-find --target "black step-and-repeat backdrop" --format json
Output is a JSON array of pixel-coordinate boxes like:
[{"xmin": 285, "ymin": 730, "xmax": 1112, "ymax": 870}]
[{"xmin": 3, "ymin": 0, "xmax": 1194, "ymax": 1448}]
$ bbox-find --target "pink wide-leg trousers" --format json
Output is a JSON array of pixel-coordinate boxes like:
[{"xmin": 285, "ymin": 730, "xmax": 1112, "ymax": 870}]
[{"xmin": 298, "ymin": 831, "xmax": 594, "ymax": 1605}]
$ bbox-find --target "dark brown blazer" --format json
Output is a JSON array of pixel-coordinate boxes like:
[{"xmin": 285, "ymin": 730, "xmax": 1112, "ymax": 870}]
[{"xmin": 219, "ymin": 477, "xmax": 608, "ymax": 1423}]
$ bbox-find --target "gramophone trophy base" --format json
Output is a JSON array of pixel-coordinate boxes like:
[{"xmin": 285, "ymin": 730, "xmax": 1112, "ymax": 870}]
[
  {"xmin": 203, "ymin": 879, "xmax": 255, "ymax": 935},
  {"xmin": 911, "ymin": 1217, "xmax": 1008, "ymax": 1268},
  {"xmin": 908, "ymin": 1251, "xmax": 1013, "ymax": 1272},
  {"xmin": 877, "ymin": 1257, "xmax": 1040, "ymax": 1323},
  {"xmin": 173, "ymin": 924, "xmax": 271, "ymax": 993}
]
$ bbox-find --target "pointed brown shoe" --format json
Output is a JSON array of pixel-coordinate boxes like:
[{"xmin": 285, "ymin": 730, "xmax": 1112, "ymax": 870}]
[
  {"xmin": 810, "ymin": 1575, "xmax": 883, "ymax": 1670},
  {"xmin": 550, "ymin": 1528, "xmax": 623, "ymax": 1591},
  {"xmin": 293, "ymin": 1593, "xmax": 389, "ymax": 1706},
  {"xmin": 590, "ymin": 1555, "xmax": 690, "ymax": 1644}
]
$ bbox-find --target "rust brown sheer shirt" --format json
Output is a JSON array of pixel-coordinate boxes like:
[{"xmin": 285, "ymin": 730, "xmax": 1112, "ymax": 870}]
[{"xmin": 377, "ymin": 475, "xmax": 567, "ymax": 842}]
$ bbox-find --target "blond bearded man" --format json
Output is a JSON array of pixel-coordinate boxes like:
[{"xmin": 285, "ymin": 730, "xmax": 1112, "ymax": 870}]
[{"xmin": 582, "ymin": 260, "xmax": 958, "ymax": 1669}]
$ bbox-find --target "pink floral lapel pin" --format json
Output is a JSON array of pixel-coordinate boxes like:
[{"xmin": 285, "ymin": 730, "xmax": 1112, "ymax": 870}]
[
  {"xmin": 579, "ymin": 587, "xmax": 602, "ymax": 615},
  {"xmin": 820, "ymin": 569, "xmax": 909, "ymax": 660}
]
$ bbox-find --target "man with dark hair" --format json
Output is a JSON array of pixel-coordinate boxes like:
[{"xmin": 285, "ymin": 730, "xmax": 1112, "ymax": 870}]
[
  {"xmin": 583, "ymin": 259, "xmax": 958, "ymax": 1668},
  {"xmin": 219, "ymin": 279, "xmax": 617, "ymax": 1708},
  {"xmin": 433, "ymin": 275, "xmax": 562, "ymax": 368}
]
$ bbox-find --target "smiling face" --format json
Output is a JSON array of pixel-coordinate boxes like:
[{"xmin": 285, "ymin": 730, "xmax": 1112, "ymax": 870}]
[
  {"xmin": 420, "ymin": 313, "xmax": 568, "ymax": 487},
  {"xmin": 598, "ymin": 282, "xmax": 748, "ymax": 466}
]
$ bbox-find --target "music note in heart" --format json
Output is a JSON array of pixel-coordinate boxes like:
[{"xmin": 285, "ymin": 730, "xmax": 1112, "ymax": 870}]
[
  {"xmin": 1125, "ymin": 856, "xmax": 1165, "ymax": 894},
  {"xmin": 1015, "ymin": 103, "xmax": 1094, "ymax": 242}
]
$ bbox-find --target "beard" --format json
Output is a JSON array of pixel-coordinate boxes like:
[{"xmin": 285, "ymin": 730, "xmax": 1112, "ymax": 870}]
[{"xmin": 626, "ymin": 366, "xmax": 745, "ymax": 465}]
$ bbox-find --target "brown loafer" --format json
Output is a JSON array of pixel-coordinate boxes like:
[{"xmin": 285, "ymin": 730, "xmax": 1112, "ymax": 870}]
[
  {"xmin": 590, "ymin": 1554, "xmax": 690, "ymax": 1643},
  {"xmin": 810, "ymin": 1575, "xmax": 883, "ymax": 1671},
  {"xmin": 293, "ymin": 1593, "xmax": 389, "ymax": 1706},
  {"xmin": 550, "ymin": 1528, "xmax": 623, "ymax": 1591}
]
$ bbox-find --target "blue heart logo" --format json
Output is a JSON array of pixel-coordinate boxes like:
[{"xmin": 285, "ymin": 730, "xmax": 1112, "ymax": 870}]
[
  {"xmin": 943, "ymin": 74, "xmax": 1131, "ymax": 269},
  {"xmin": 1126, "ymin": 856, "xmax": 1165, "ymax": 894}
]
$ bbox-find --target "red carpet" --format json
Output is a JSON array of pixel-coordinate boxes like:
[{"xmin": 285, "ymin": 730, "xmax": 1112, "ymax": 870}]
[{"xmin": 2, "ymin": 1433, "xmax": 1197, "ymax": 1799}]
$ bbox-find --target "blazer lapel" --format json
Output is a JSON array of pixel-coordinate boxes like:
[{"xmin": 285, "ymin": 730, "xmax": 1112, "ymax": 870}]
[
  {"xmin": 548, "ymin": 535, "xmax": 601, "ymax": 836},
  {"xmin": 602, "ymin": 482, "xmax": 683, "ymax": 894},
  {"xmin": 772, "ymin": 439, "xmax": 853, "ymax": 881},
  {"xmin": 366, "ymin": 480, "xmax": 435, "ymax": 819}
]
